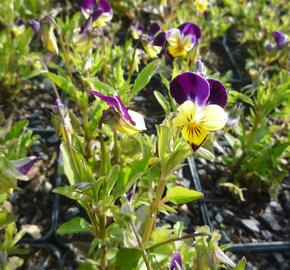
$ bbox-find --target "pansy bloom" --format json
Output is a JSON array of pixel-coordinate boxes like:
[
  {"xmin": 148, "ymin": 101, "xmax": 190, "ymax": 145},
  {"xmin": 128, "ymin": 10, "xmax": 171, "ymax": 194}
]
[
  {"xmin": 166, "ymin": 22, "xmax": 201, "ymax": 58},
  {"xmin": 142, "ymin": 23, "xmax": 166, "ymax": 58},
  {"xmin": 28, "ymin": 17, "xmax": 59, "ymax": 54},
  {"xmin": 80, "ymin": 0, "xmax": 112, "ymax": 34},
  {"xmin": 171, "ymin": 72, "xmax": 228, "ymax": 151},
  {"xmin": 194, "ymin": 0, "xmax": 208, "ymax": 13},
  {"xmin": 170, "ymin": 252, "xmax": 184, "ymax": 270},
  {"xmin": 272, "ymin": 31, "xmax": 287, "ymax": 49},
  {"xmin": 90, "ymin": 91, "xmax": 146, "ymax": 135}
]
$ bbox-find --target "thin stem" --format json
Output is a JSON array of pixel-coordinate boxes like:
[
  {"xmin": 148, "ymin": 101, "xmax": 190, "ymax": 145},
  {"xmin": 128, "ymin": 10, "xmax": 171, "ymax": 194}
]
[
  {"xmin": 112, "ymin": 131, "xmax": 119, "ymax": 165},
  {"xmin": 42, "ymin": 60, "xmax": 82, "ymax": 181},
  {"xmin": 55, "ymin": 25, "xmax": 74, "ymax": 82},
  {"xmin": 83, "ymin": 107, "xmax": 93, "ymax": 159},
  {"xmin": 147, "ymin": 232, "xmax": 212, "ymax": 250},
  {"xmin": 126, "ymin": 201, "xmax": 152, "ymax": 270},
  {"xmin": 142, "ymin": 174, "xmax": 166, "ymax": 242},
  {"xmin": 100, "ymin": 244, "xmax": 107, "ymax": 270},
  {"xmin": 127, "ymin": 39, "xmax": 139, "ymax": 84}
]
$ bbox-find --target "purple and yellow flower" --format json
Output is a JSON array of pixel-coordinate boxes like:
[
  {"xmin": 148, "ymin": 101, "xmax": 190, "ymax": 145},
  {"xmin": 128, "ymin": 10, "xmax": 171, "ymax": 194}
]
[
  {"xmin": 142, "ymin": 23, "xmax": 166, "ymax": 58},
  {"xmin": 166, "ymin": 22, "xmax": 201, "ymax": 58},
  {"xmin": 171, "ymin": 72, "xmax": 228, "ymax": 151},
  {"xmin": 28, "ymin": 17, "xmax": 59, "ymax": 54},
  {"xmin": 131, "ymin": 23, "xmax": 144, "ymax": 40},
  {"xmin": 90, "ymin": 91, "xmax": 146, "ymax": 135},
  {"xmin": 80, "ymin": 0, "xmax": 112, "ymax": 34},
  {"xmin": 170, "ymin": 252, "xmax": 184, "ymax": 270},
  {"xmin": 272, "ymin": 31, "xmax": 287, "ymax": 48}
]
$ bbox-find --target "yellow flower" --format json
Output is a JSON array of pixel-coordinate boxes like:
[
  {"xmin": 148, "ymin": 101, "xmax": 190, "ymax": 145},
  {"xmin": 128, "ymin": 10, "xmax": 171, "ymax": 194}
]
[
  {"xmin": 194, "ymin": 0, "xmax": 208, "ymax": 13},
  {"xmin": 173, "ymin": 100, "xmax": 227, "ymax": 150}
]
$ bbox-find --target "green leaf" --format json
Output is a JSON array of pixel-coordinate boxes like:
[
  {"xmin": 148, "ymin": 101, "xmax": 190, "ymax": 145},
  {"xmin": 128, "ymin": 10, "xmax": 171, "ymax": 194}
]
[
  {"xmin": 60, "ymin": 144, "xmax": 78, "ymax": 185},
  {"xmin": 164, "ymin": 186, "xmax": 203, "ymax": 205},
  {"xmin": 154, "ymin": 91, "xmax": 171, "ymax": 114},
  {"xmin": 108, "ymin": 165, "xmax": 120, "ymax": 195},
  {"xmin": 53, "ymin": 186, "xmax": 88, "ymax": 202},
  {"xmin": 57, "ymin": 217, "xmax": 91, "ymax": 235},
  {"xmin": 4, "ymin": 256, "xmax": 24, "ymax": 270},
  {"xmin": 115, "ymin": 248, "xmax": 141, "ymax": 270},
  {"xmin": 132, "ymin": 59, "xmax": 159, "ymax": 96},
  {"xmin": 44, "ymin": 72, "xmax": 76, "ymax": 98},
  {"xmin": 234, "ymin": 257, "xmax": 246, "ymax": 270}
]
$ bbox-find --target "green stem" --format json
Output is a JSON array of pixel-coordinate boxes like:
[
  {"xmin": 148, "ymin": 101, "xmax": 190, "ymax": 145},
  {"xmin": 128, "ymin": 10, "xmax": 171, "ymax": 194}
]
[
  {"xmin": 147, "ymin": 232, "xmax": 212, "ymax": 250},
  {"xmin": 112, "ymin": 131, "xmax": 119, "ymax": 165},
  {"xmin": 127, "ymin": 39, "xmax": 139, "ymax": 84},
  {"xmin": 142, "ymin": 174, "xmax": 166, "ymax": 242},
  {"xmin": 55, "ymin": 25, "xmax": 74, "ymax": 82},
  {"xmin": 126, "ymin": 202, "xmax": 152, "ymax": 270},
  {"xmin": 83, "ymin": 107, "xmax": 93, "ymax": 159}
]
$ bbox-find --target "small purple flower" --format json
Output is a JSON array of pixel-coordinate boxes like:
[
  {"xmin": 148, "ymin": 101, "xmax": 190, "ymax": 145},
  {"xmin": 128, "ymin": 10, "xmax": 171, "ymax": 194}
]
[
  {"xmin": 11, "ymin": 157, "xmax": 42, "ymax": 179},
  {"xmin": 28, "ymin": 19, "xmax": 41, "ymax": 33},
  {"xmin": 142, "ymin": 23, "xmax": 166, "ymax": 58},
  {"xmin": 170, "ymin": 252, "xmax": 183, "ymax": 270},
  {"xmin": 171, "ymin": 72, "xmax": 228, "ymax": 151},
  {"xmin": 90, "ymin": 91, "xmax": 146, "ymax": 135},
  {"xmin": 272, "ymin": 31, "xmax": 287, "ymax": 48},
  {"xmin": 127, "ymin": 183, "xmax": 136, "ymax": 203},
  {"xmin": 80, "ymin": 0, "xmax": 112, "ymax": 34},
  {"xmin": 166, "ymin": 22, "xmax": 201, "ymax": 58}
]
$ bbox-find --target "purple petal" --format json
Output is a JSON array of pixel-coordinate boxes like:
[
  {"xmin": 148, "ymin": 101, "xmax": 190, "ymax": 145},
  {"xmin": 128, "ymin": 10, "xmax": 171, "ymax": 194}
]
[
  {"xmin": 170, "ymin": 252, "xmax": 183, "ymax": 270},
  {"xmin": 179, "ymin": 22, "xmax": 201, "ymax": 43},
  {"xmin": 152, "ymin": 32, "xmax": 166, "ymax": 47},
  {"xmin": 170, "ymin": 72, "xmax": 210, "ymax": 106},
  {"xmin": 90, "ymin": 91, "xmax": 117, "ymax": 107},
  {"xmin": 206, "ymin": 79, "xmax": 227, "ymax": 108},
  {"xmin": 114, "ymin": 95, "xmax": 135, "ymax": 125},
  {"xmin": 78, "ymin": 0, "xmax": 96, "ymax": 9},
  {"xmin": 272, "ymin": 31, "xmax": 287, "ymax": 48},
  {"xmin": 127, "ymin": 183, "xmax": 136, "ymax": 203},
  {"xmin": 149, "ymin": 23, "xmax": 161, "ymax": 38},
  {"xmin": 98, "ymin": 0, "xmax": 112, "ymax": 13},
  {"xmin": 14, "ymin": 157, "xmax": 42, "ymax": 176},
  {"xmin": 28, "ymin": 19, "xmax": 40, "ymax": 33},
  {"xmin": 80, "ymin": 14, "xmax": 95, "ymax": 34}
]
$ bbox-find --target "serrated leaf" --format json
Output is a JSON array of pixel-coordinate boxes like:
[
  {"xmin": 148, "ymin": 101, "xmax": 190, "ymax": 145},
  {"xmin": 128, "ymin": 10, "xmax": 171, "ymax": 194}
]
[
  {"xmin": 164, "ymin": 186, "xmax": 203, "ymax": 205},
  {"xmin": 53, "ymin": 186, "xmax": 88, "ymax": 202},
  {"xmin": 57, "ymin": 217, "xmax": 91, "ymax": 235},
  {"xmin": 132, "ymin": 60, "xmax": 159, "ymax": 96}
]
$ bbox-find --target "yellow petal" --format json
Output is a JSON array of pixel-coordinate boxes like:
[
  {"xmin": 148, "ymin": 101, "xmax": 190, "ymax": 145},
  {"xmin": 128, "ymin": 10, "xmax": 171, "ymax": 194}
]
[
  {"xmin": 182, "ymin": 122, "xmax": 208, "ymax": 147},
  {"xmin": 166, "ymin": 28, "xmax": 182, "ymax": 46},
  {"xmin": 143, "ymin": 44, "xmax": 161, "ymax": 58},
  {"xmin": 168, "ymin": 44, "xmax": 186, "ymax": 57},
  {"xmin": 172, "ymin": 100, "xmax": 196, "ymax": 127},
  {"xmin": 197, "ymin": 104, "xmax": 228, "ymax": 131},
  {"xmin": 93, "ymin": 12, "xmax": 112, "ymax": 27}
]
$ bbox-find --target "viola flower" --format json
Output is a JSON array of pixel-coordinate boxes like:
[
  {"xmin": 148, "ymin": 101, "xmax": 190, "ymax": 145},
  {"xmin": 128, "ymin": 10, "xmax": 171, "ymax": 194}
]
[
  {"xmin": 170, "ymin": 252, "xmax": 184, "ymax": 270},
  {"xmin": 28, "ymin": 17, "xmax": 59, "ymax": 54},
  {"xmin": 272, "ymin": 31, "xmax": 287, "ymax": 49},
  {"xmin": 12, "ymin": 157, "xmax": 42, "ymax": 179},
  {"xmin": 90, "ymin": 91, "xmax": 146, "ymax": 135},
  {"xmin": 166, "ymin": 22, "xmax": 201, "ymax": 58},
  {"xmin": 131, "ymin": 23, "xmax": 144, "ymax": 40},
  {"xmin": 194, "ymin": 0, "xmax": 208, "ymax": 13},
  {"xmin": 142, "ymin": 23, "xmax": 166, "ymax": 58},
  {"xmin": 171, "ymin": 72, "xmax": 228, "ymax": 151},
  {"xmin": 80, "ymin": 0, "xmax": 112, "ymax": 34}
]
